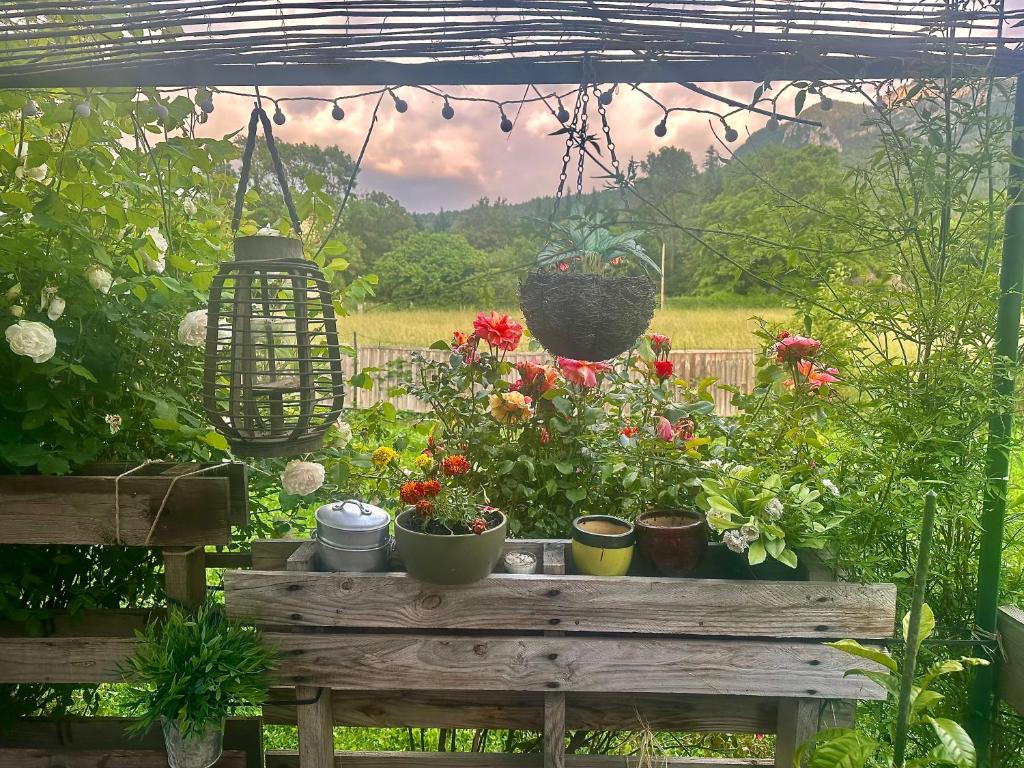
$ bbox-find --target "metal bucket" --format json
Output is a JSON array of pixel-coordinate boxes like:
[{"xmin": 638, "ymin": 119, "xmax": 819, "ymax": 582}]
[{"xmin": 161, "ymin": 717, "xmax": 223, "ymax": 768}]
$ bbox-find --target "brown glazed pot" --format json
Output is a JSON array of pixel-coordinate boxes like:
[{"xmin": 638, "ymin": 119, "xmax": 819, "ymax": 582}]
[{"xmin": 635, "ymin": 509, "xmax": 708, "ymax": 577}]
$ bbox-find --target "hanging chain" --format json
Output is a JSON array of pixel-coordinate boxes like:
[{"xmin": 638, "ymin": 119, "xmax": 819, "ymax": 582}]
[
  {"xmin": 550, "ymin": 84, "xmax": 585, "ymax": 224},
  {"xmin": 595, "ymin": 84, "xmax": 626, "ymax": 201},
  {"xmin": 575, "ymin": 84, "xmax": 590, "ymax": 200}
]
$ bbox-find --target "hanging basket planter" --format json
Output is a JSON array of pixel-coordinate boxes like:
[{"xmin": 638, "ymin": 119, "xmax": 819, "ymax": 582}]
[{"xmin": 520, "ymin": 270, "xmax": 656, "ymax": 361}]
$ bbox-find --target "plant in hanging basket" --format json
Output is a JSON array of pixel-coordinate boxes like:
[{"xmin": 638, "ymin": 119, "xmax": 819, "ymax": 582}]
[{"xmin": 521, "ymin": 211, "xmax": 658, "ymax": 361}]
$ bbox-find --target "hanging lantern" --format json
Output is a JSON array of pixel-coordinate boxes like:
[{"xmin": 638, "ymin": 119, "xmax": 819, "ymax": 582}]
[
  {"xmin": 203, "ymin": 235, "xmax": 345, "ymax": 457},
  {"xmin": 202, "ymin": 104, "xmax": 344, "ymax": 457}
]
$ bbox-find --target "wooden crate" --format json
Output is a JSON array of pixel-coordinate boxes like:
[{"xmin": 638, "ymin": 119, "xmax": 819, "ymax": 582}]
[{"xmin": 224, "ymin": 538, "xmax": 897, "ymax": 768}]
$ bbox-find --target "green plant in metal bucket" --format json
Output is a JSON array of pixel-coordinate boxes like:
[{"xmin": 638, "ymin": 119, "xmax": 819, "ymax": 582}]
[{"xmin": 121, "ymin": 601, "xmax": 275, "ymax": 740}]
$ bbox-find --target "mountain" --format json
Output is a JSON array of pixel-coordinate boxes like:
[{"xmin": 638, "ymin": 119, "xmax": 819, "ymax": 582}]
[{"xmin": 738, "ymin": 101, "xmax": 882, "ymax": 168}]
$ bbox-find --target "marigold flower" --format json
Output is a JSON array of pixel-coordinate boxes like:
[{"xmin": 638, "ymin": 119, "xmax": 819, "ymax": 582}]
[
  {"xmin": 415, "ymin": 499, "xmax": 435, "ymax": 517},
  {"xmin": 414, "ymin": 453, "xmax": 434, "ymax": 470},
  {"xmin": 654, "ymin": 359, "xmax": 674, "ymax": 380},
  {"xmin": 470, "ymin": 517, "xmax": 488, "ymax": 535},
  {"xmin": 473, "ymin": 311, "xmax": 523, "ymax": 351},
  {"xmin": 557, "ymin": 357, "xmax": 611, "ymax": 389},
  {"xmin": 489, "ymin": 391, "xmax": 533, "ymax": 424},
  {"xmin": 421, "ymin": 479, "xmax": 442, "ymax": 498},
  {"xmin": 773, "ymin": 335, "xmax": 821, "ymax": 364},
  {"xmin": 371, "ymin": 446, "xmax": 400, "ymax": 469},
  {"xmin": 441, "ymin": 454, "xmax": 471, "ymax": 476},
  {"xmin": 400, "ymin": 481, "xmax": 424, "ymax": 504}
]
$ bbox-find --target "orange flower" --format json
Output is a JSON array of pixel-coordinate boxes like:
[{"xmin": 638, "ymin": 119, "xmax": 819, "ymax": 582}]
[
  {"xmin": 795, "ymin": 359, "xmax": 840, "ymax": 391},
  {"xmin": 441, "ymin": 455, "xmax": 471, "ymax": 476},
  {"xmin": 421, "ymin": 479, "xmax": 442, "ymax": 498},
  {"xmin": 516, "ymin": 361, "xmax": 559, "ymax": 396},
  {"xmin": 415, "ymin": 499, "xmax": 435, "ymax": 517},
  {"xmin": 557, "ymin": 357, "xmax": 611, "ymax": 389},
  {"xmin": 400, "ymin": 481, "xmax": 424, "ymax": 504},
  {"xmin": 473, "ymin": 311, "xmax": 523, "ymax": 351}
]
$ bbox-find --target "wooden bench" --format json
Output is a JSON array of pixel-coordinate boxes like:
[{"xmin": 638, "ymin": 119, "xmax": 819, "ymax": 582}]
[{"xmin": 224, "ymin": 538, "xmax": 897, "ymax": 768}]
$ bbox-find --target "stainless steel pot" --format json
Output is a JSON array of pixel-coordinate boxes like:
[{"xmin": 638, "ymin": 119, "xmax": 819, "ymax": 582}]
[
  {"xmin": 315, "ymin": 534, "xmax": 391, "ymax": 572},
  {"xmin": 315, "ymin": 499, "xmax": 390, "ymax": 549}
]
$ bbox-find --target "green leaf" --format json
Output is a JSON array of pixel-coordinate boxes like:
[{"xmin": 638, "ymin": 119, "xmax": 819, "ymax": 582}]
[
  {"xmin": 554, "ymin": 461, "xmax": 574, "ymax": 475},
  {"xmin": 565, "ymin": 487, "xmax": 587, "ymax": 503},
  {"xmin": 776, "ymin": 547, "xmax": 799, "ymax": 568},
  {"xmin": 927, "ymin": 717, "xmax": 976, "ymax": 768},
  {"xmin": 903, "ymin": 603, "xmax": 936, "ymax": 648},
  {"xmin": 800, "ymin": 728, "xmax": 876, "ymax": 768},
  {"xmin": 201, "ymin": 431, "xmax": 229, "ymax": 451},
  {"xmin": 748, "ymin": 539, "xmax": 766, "ymax": 565},
  {"xmin": 68, "ymin": 363, "xmax": 98, "ymax": 383},
  {"xmin": 826, "ymin": 639, "xmax": 897, "ymax": 673}
]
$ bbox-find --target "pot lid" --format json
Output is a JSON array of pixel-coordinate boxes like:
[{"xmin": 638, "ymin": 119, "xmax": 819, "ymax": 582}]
[{"xmin": 315, "ymin": 499, "xmax": 390, "ymax": 530}]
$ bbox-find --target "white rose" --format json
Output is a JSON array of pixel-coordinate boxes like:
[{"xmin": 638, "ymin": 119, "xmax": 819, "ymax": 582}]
[
  {"xmin": 281, "ymin": 460, "xmax": 325, "ymax": 496},
  {"xmin": 740, "ymin": 523, "xmax": 760, "ymax": 542},
  {"xmin": 765, "ymin": 498, "xmax": 784, "ymax": 521},
  {"xmin": 39, "ymin": 285, "xmax": 57, "ymax": 311},
  {"xmin": 177, "ymin": 309, "xmax": 208, "ymax": 347},
  {"xmin": 182, "ymin": 198, "xmax": 197, "ymax": 215},
  {"xmin": 143, "ymin": 252, "xmax": 166, "ymax": 274},
  {"xmin": 145, "ymin": 227, "xmax": 168, "ymax": 255},
  {"xmin": 105, "ymin": 413, "xmax": 122, "ymax": 434},
  {"xmin": 86, "ymin": 266, "xmax": 113, "ymax": 294},
  {"xmin": 46, "ymin": 295, "xmax": 66, "ymax": 321},
  {"xmin": 723, "ymin": 529, "xmax": 749, "ymax": 554},
  {"xmin": 5, "ymin": 320, "xmax": 56, "ymax": 363},
  {"xmin": 822, "ymin": 479, "xmax": 840, "ymax": 497},
  {"xmin": 333, "ymin": 418, "xmax": 353, "ymax": 448}
]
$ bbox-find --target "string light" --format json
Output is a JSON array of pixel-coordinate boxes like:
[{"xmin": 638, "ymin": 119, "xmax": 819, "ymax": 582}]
[
  {"xmin": 390, "ymin": 90, "xmax": 409, "ymax": 113},
  {"xmin": 499, "ymin": 109, "xmax": 513, "ymax": 133},
  {"xmin": 654, "ymin": 115, "xmax": 667, "ymax": 138},
  {"xmin": 556, "ymin": 98, "xmax": 570, "ymax": 123},
  {"xmin": 74, "ymin": 100, "xmax": 91, "ymax": 118},
  {"xmin": 441, "ymin": 98, "xmax": 455, "ymax": 120},
  {"xmin": 767, "ymin": 116, "xmax": 780, "ymax": 130},
  {"xmin": 199, "ymin": 94, "xmax": 214, "ymax": 114},
  {"xmin": 331, "ymin": 101, "xmax": 345, "ymax": 120},
  {"xmin": 819, "ymin": 95, "xmax": 833, "ymax": 112},
  {"xmin": 272, "ymin": 103, "xmax": 286, "ymax": 125},
  {"xmin": 723, "ymin": 123, "xmax": 738, "ymax": 142},
  {"xmin": 154, "ymin": 102, "xmax": 169, "ymax": 121},
  {"xmin": 22, "ymin": 100, "xmax": 40, "ymax": 117},
  {"xmin": 598, "ymin": 87, "xmax": 614, "ymax": 106}
]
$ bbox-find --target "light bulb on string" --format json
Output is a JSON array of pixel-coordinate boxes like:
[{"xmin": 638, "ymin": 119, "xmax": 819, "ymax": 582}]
[
  {"xmin": 154, "ymin": 102, "xmax": 169, "ymax": 122},
  {"xmin": 598, "ymin": 87, "xmax": 614, "ymax": 106},
  {"xmin": 441, "ymin": 99, "xmax": 455, "ymax": 120},
  {"xmin": 200, "ymin": 95, "xmax": 215, "ymax": 114},
  {"xmin": 499, "ymin": 109, "xmax": 513, "ymax": 133},
  {"xmin": 767, "ymin": 115, "xmax": 780, "ymax": 130},
  {"xmin": 723, "ymin": 123, "xmax": 738, "ymax": 143},
  {"xmin": 819, "ymin": 95, "xmax": 833, "ymax": 112},
  {"xmin": 331, "ymin": 101, "xmax": 345, "ymax": 121},
  {"xmin": 198, "ymin": 111, "xmax": 209, "ymax": 125},
  {"xmin": 74, "ymin": 101, "xmax": 91, "ymax": 118},
  {"xmin": 273, "ymin": 103, "xmax": 286, "ymax": 125},
  {"xmin": 556, "ymin": 98, "xmax": 570, "ymax": 123},
  {"xmin": 654, "ymin": 114, "xmax": 668, "ymax": 138},
  {"xmin": 390, "ymin": 90, "xmax": 408, "ymax": 113},
  {"xmin": 22, "ymin": 100, "xmax": 40, "ymax": 118}
]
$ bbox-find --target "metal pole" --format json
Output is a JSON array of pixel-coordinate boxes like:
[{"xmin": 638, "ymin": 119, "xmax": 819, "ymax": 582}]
[
  {"xmin": 894, "ymin": 491, "xmax": 937, "ymax": 768},
  {"xmin": 966, "ymin": 72, "xmax": 1024, "ymax": 763}
]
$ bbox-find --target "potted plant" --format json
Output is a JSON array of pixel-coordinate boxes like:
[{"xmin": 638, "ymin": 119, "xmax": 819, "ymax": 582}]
[
  {"xmin": 520, "ymin": 211, "xmax": 659, "ymax": 361},
  {"xmin": 378, "ymin": 443, "xmax": 507, "ymax": 585},
  {"xmin": 121, "ymin": 601, "xmax": 275, "ymax": 768},
  {"xmin": 571, "ymin": 514, "xmax": 636, "ymax": 576}
]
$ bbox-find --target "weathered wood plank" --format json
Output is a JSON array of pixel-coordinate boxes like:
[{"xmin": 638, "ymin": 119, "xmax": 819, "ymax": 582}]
[
  {"xmin": 0, "ymin": 718, "xmax": 263, "ymax": 768},
  {"xmin": 226, "ymin": 570, "xmax": 896, "ymax": 638},
  {"xmin": 207, "ymin": 551, "xmax": 254, "ymax": 568},
  {"xmin": 0, "ymin": 608, "xmax": 159, "ymax": 638},
  {"xmin": 0, "ymin": 750, "xmax": 247, "ymax": 767},
  {"xmin": 0, "ymin": 474, "xmax": 236, "ymax": 545},
  {"xmin": 287, "ymin": 541, "xmax": 319, "ymax": 572},
  {"xmin": 775, "ymin": 698, "xmax": 821, "ymax": 767},
  {"xmin": 544, "ymin": 692, "xmax": 566, "ymax": 768},
  {"xmin": 0, "ymin": 637, "xmax": 134, "ymax": 683},
  {"xmin": 297, "ymin": 686, "xmax": 334, "ymax": 768},
  {"xmin": 263, "ymin": 690, "xmax": 778, "ymax": 732},
  {"xmin": 264, "ymin": 753, "xmax": 772, "ymax": 768},
  {"xmin": 164, "ymin": 545, "xmax": 207, "ymax": 607},
  {"xmin": 998, "ymin": 605, "xmax": 1024, "ymax": 716},
  {"xmin": 266, "ymin": 633, "xmax": 887, "ymax": 700},
  {"xmin": 252, "ymin": 539, "xmax": 307, "ymax": 571}
]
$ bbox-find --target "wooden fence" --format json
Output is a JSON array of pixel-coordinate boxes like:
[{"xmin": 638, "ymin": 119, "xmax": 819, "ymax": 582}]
[{"xmin": 350, "ymin": 346, "xmax": 757, "ymax": 416}]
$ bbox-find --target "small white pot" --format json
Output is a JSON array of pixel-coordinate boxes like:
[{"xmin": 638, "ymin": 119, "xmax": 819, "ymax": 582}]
[
  {"xmin": 503, "ymin": 550, "xmax": 538, "ymax": 575},
  {"xmin": 161, "ymin": 717, "xmax": 224, "ymax": 768}
]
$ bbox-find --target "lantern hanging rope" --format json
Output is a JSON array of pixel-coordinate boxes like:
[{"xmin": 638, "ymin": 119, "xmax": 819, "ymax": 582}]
[{"xmin": 202, "ymin": 102, "xmax": 345, "ymax": 458}]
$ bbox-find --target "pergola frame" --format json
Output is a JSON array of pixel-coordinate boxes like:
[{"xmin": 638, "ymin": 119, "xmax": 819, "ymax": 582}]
[{"xmin": 2, "ymin": 2, "xmax": 1024, "ymax": 764}]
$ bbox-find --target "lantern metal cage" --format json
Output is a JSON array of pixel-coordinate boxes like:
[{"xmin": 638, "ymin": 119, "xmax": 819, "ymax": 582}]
[{"xmin": 202, "ymin": 235, "xmax": 345, "ymax": 458}]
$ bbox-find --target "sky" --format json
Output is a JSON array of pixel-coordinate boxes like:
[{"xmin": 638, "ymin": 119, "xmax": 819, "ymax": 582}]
[{"xmin": 195, "ymin": 82, "xmax": 792, "ymax": 212}]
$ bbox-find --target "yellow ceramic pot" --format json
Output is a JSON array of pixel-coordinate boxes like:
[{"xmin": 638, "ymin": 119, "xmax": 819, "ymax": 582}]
[{"xmin": 571, "ymin": 515, "xmax": 635, "ymax": 576}]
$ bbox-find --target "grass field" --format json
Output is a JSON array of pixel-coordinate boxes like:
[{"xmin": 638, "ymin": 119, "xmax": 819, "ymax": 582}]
[{"xmin": 339, "ymin": 300, "xmax": 791, "ymax": 350}]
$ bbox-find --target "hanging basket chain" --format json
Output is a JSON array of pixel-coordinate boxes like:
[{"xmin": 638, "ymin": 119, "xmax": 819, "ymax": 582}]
[
  {"xmin": 550, "ymin": 84, "xmax": 585, "ymax": 225},
  {"xmin": 231, "ymin": 103, "xmax": 303, "ymax": 236},
  {"xmin": 575, "ymin": 84, "xmax": 590, "ymax": 200},
  {"xmin": 594, "ymin": 84, "xmax": 627, "ymax": 201}
]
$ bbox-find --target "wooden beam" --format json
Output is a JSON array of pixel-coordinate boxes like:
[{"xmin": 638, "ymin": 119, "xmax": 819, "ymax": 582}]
[
  {"xmin": 286, "ymin": 541, "xmax": 318, "ymax": 572},
  {"xmin": 163, "ymin": 546, "xmax": 207, "ymax": 607},
  {"xmin": 0, "ymin": 473, "xmax": 237, "ymax": 546},
  {"xmin": 543, "ymin": 692, "xmax": 566, "ymax": 768},
  {"xmin": 0, "ymin": 637, "xmax": 134, "ymax": 683},
  {"xmin": 5, "ymin": 55, "xmax": 1024, "ymax": 88},
  {"xmin": 296, "ymin": 686, "xmax": 334, "ymax": 768},
  {"xmin": 998, "ymin": 605, "xmax": 1024, "ymax": 716},
  {"xmin": 775, "ymin": 698, "xmax": 822, "ymax": 767},
  {"xmin": 224, "ymin": 570, "xmax": 897, "ymax": 638},
  {"xmin": 0, "ymin": 750, "xmax": 247, "ymax": 767},
  {"xmin": 265, "ymin": 632, "xmax": 887, "ymax": 700},
  {"xmin": 0, "ymin": 608, "xmax": 158, "ymax": 637},
  {"xmin": 263, "ymin": 690, "xmax": 779, "ymax": 733},
  {"xmin": 265, "ymin": 753, "xmax": 773, "ymax": 768}
]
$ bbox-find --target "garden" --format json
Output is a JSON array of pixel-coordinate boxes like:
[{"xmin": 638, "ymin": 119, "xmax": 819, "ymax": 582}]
[{"xmin": 2, "ymin": 4, "xmax": 1024, "ymax": 768}]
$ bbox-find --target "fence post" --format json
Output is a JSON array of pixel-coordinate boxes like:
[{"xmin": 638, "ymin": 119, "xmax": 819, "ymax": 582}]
[{"xmin": 351, "ymin": 331, "xmax": 359, "ymax": 409}]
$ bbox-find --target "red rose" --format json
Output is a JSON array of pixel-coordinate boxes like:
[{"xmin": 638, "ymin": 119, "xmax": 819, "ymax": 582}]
[
  {"xmin": 654, "ymin": 360, "xmax": 674, "ymax": 380},
  {"xmin": 473, "ymin": 311, "xmax": 523, "ymax": 352},
  {"xmin": 557, "ymin": 357, "xmax": 612, "ymax": 389},
  {"xmin": 648, "ymin": 333, "xmax": 672, "ymax": 355},
  {"xmin": 773, "ymin": 335, "xmax": 821, "ymax": 364}
]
